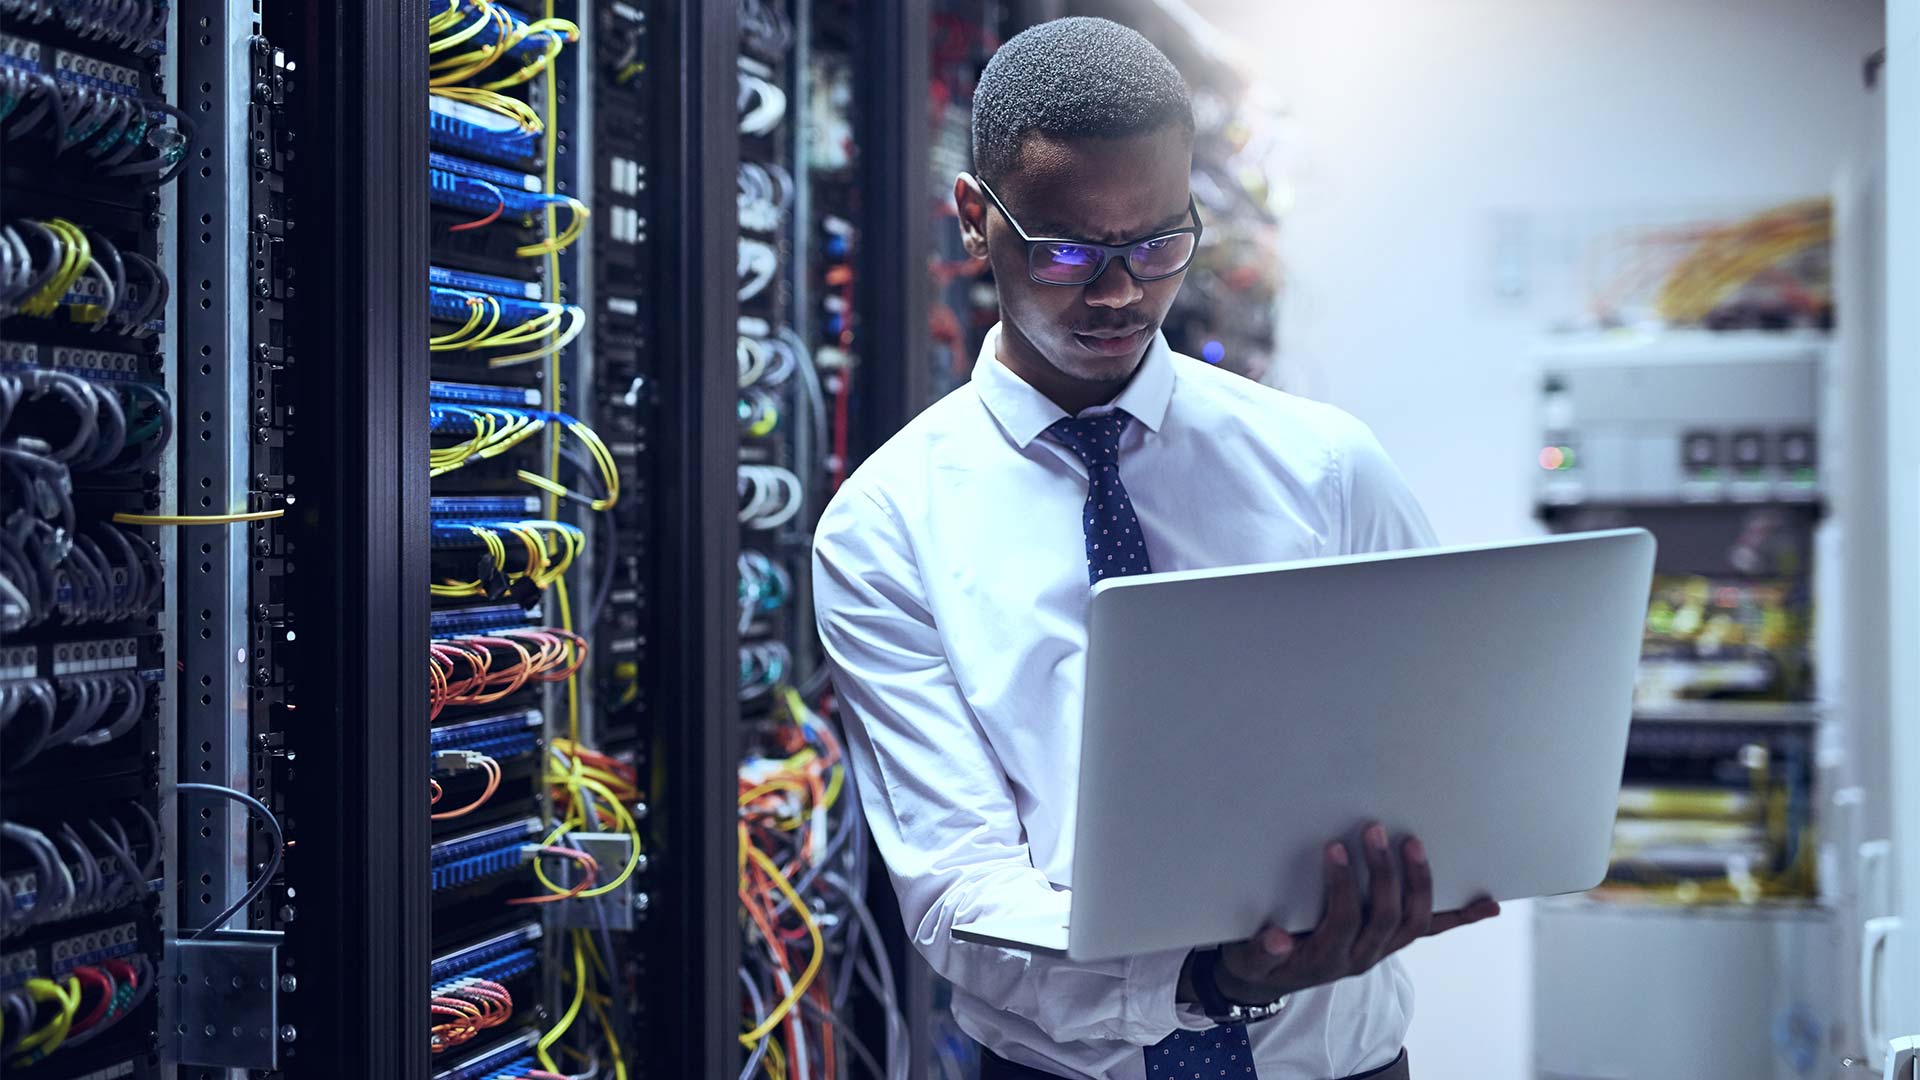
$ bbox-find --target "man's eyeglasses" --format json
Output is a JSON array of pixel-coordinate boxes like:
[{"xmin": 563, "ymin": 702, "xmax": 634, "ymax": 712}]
[{"xmin": 973, "ymin": 175, "xmax": 1203, "ymax": 287}]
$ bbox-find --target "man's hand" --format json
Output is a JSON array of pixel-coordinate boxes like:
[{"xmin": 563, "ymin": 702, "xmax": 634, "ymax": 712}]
[{"xmin": 1186, "ymin": 824, "xmax": 1501, "ymax": 1006}]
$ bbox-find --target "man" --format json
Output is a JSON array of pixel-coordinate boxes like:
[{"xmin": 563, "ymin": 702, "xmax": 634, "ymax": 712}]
[{"xmin": 812, "ymin": 17, "xmax": 1498, "ymax": 1080}]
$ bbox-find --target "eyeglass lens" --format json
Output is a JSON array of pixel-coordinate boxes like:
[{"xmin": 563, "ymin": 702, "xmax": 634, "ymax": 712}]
[{"xmin": 1029, "ymin": 232, "xmax": 1198, "ymax": 285}]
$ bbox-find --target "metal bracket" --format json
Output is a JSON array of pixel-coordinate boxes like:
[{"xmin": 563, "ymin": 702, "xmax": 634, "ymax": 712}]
[
  {"xmin": 552, "ymin": 832, "xmax": 640, "ymax": 931},
  {"xmin": 167, "ymin": 929, "xmax": 284, "ymax": 1070}
]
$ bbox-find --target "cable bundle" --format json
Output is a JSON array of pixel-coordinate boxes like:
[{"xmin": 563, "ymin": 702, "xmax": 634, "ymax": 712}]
[
  {"xmin": 429, "ymin": 0, "xmax": 578, "ymax": 91},
  {"xmin": 738, "ymin": 331, "xmax": 805, "ymax": 389},
  {"xmin": 1, "ymin": 954, "xmax": 156, "ymax": 1068},
  {"xmin": 740, "ymin": 328, "xmax": 831, "ymax": 527},
  {"xmin": 1, "ymin": 366, "xmax": 169, "ymax": 634},
  {"xmin": 738, "ymin": 465, "xmax": 802, "ymax": 531},
  {"xmin": 430, "ymin": 749, "xmax": 504, "ymax": 820},
  {"xmin": 0, "ymin": 220, "xmax": 170, "ymax": 331},
  {"xmin": 740, "ymin": 388, "xmax": 781, "ymax": 439},
  {"xmin": 438, "ymin": 171, "xmax": 590, "ymax": 257},
  {"xmin": 501, "ymin": 742, "xmax": 641, "ymax": 1079},
  {"xmin": 429, "ymin": 627, "xmax": 587, "ymax": 720},
  {"xmin": 737, "ymin": 62, "xmax": 787, "ymax": 137},
  {"xmin": 739, "ymin": 690, "xmax": 906, "ymax": 1080},
  {"xmin": 0, "ymin": 2, "xmax": 169, "ymax": 56},
  {"xmin": 737, "ymin": 551, "xmax": 790, "ymax": 634},
  {"xmin": 0, "ymin": 53, "xmax": 191, "ymax": 183},
  {"xmin": 428, "ymin": 404, "xmax": 619, "ymax": 514},
  {"xmin": 738, "ymin": 161, "xmax": 795, "ymax": 235},
  {"xmin": 1, "ymin": 368, "xmax": 172, "ymax": 471},
  {"xmin": 433, "ymin": 518, "xmax": 584, "ymax": 598},
  {"xmin": 432, "ymin": 976, "xmax": 515, "ymax": 1053},
  {"xmin": 0, "ymin": 805, "xmax": 158, "ymax": 936},
  {"xmin": 738, "ymin": 0, "xmax": 793, "ymax": 57},
  {"xmin": 1, "ymin": 668, "xmax": 151, "ymax": 767},
  {"xmin": 738, "ymin": 238, "xmax": 779, "ymax": 302},
  {"xmin": 1654, "ymin": 198, "xmax": 1832, "ymax": 327},
  {"xmin": 429, "ymin": 289, "xmax": 587, "ymax": 367},
  {"xmin": 429, "ymin": 403, "xmax": 549, "ymax": 477},
  {"xmin": 0, "ymin": 518, "xmax": 164, "ymax": 633},
  {"xmin": 739, "ymin": 641, "xmax": 791, "ymax": 703}
]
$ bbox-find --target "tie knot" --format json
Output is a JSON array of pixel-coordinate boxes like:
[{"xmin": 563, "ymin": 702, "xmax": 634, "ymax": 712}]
[{"xmin": 1045, "ymin": 410, "xmax": 1132, "ymax": 467}]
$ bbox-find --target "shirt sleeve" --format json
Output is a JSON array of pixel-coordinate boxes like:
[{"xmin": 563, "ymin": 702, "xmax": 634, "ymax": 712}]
[
  {"xmin": 811, "ymin": 486, "xmax": 1210, "ymax": 1047},
  {"xmin": 1334, "ymin": 413, "xmax": 1439, "ymax": 554}
]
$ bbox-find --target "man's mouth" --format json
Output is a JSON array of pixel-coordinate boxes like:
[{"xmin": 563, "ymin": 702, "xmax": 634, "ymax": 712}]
[{"xmin": 1071, "ymin": 326, "xmax": 1150, "ymax": 357}]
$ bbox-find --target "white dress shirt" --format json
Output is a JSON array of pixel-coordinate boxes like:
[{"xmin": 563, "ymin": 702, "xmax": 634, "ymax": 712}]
[{"xmin": 812, "ymin": 326, "xmax": 1437, "ymax": 1080}]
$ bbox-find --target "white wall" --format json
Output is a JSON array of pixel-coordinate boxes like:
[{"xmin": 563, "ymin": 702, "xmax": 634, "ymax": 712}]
[
  {"xmin": 1882, "ymin": 0, "xmax": 1920, "ymax": 1043},
  {"xmin": 1184, "ymin": 1, "xmax": 1886, "ymax": 1075}
]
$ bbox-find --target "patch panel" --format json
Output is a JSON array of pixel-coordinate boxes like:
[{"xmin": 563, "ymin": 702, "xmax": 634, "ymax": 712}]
[
  {"xmin": 0, "ymin": 3, "xmax": 167, "ymax": 56},
  {"xmin": 429, "ymin": 284, "xmax": 580, "ymax": 328},
  {"xmin": 429, "ymin": 817, "xmax": 543, "ymax": 892},
  {"xmin": 432, "ymin": 1030, "xmax": 540, "ymax": 1080},
  {"xmin": 430, "ymin": 495, "xmax": 544, "ymax": 518},
  {"xmin": 49, "ymin": 637, "xmax": 141, "ymax": 675},
  {"xmin": 0, "ymin": 31, "xmax": 38, "ymax": 71},
  {"xmin": 431, "ymin": 517, "xmax": 579, "ymax": 545},
  {"xmin": 433, "ymin": 1, "xmax": 559, "ymax": 67},
  {"xmin": 71, "ymin": 1063, "xmax": 136, "ymax": 1080},
  {"xmin": 427, "ymin": 402, "xmax": 538, "ymax": 438},
  {"xmin": 429, "ymin": 379, "xmax": 544, "ymax": 408},
  {"xmin": 429, "ymin": 921, "xmax": 543, "ymax": 988},
  {"xmin": 431, "ymin": 166, "xmax": 573, "ymax": 223},
  {"xmin": 0, "ymin": 645, "xmax": 34, "ymax": 679},
  {"xmin": 430, "ymin": 264, "xmax": 544, "ymax": 302},
  {"xmin": 430, "ymin": 709, "xmax": 544, "ymax": 763},
  {"xmin": 49, "ymin": 920, "xmax": 139, "ymax": 975},
  {"xmin": 47, "ymin": 346, "xmax": 150, "ymax": 382},
  {"xmin": 4, "ymin": 863, "xmax": 158, "ymax": 927},
  {"xmin": 429, "ymin": 602, "xmax": 544, "ymax": 638},
  {"xmin": 428, "ymin": 95, "xmax": 538, "ymax": 167},
  {"xmin": 51, "ymin": 574, "xmax": 150, "ymax": 619},
  {"xmin": 0, "ymin": 948, "xmax": 35, "ymax": 991},
  {"xmin": 52, "ymin": 48, "xmax": 143, "ymax": 94},
  {"xmin": 430, "ymin": 152, "xmax": 544, "ymax": 194}
]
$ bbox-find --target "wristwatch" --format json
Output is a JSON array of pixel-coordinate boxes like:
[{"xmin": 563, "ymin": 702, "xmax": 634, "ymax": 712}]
[{"xmin": 1188, "ymin": 947, "xmax": 1289, "ymax": 1025}]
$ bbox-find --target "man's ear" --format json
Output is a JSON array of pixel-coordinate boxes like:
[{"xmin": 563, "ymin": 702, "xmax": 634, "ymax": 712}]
[{"xmin": 955, "ymin": 174, "xmax": 990, "ymax": 260}]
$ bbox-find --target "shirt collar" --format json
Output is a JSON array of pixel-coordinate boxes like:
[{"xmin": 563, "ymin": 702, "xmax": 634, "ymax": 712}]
[{"xmin": 972, "ymin": 323, "xmax": 1175, "ymax": 449}]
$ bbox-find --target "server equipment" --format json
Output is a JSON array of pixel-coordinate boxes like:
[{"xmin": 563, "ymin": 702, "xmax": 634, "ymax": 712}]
[
  {"xmin": 3, "ymin": 3, "xmax": 183, "ymax": 1075},
  {"xmin": 3, "ymin": 0, "xmax": 937, "ymax": 1074},
  {"xmin": 1531, "ymin": 332, "xmax": 1843, "ymax": 1080}
]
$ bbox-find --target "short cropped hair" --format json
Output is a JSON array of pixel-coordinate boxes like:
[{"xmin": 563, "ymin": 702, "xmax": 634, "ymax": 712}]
[{"xmin": 971, "ymin": 16, "xmax": 1195, "ymax": 186}]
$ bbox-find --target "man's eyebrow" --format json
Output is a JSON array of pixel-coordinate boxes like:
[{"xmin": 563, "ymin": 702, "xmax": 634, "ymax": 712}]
[{"xmin": 1030, "ymin": 205, "xmax": 1193, "ymax": 244}]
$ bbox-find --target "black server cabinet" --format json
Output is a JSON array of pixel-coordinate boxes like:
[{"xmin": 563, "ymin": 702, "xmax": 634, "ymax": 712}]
[{"xmin": 0, "ymin": 0, "xmax": 936, "ymax": 1073}]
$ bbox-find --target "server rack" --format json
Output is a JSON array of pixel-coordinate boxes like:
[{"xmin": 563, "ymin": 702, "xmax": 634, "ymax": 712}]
[
  {"xmin": 2, "ymin": 0, "xmax": 927, "ymax": 1072},
  {"xmin": 1, "ymin": 3, "xmax": 182, "ymax": 1077},
  {"xmin": 1529, "ymin": 331, "xmax": 1849, "ymax": 1080}
]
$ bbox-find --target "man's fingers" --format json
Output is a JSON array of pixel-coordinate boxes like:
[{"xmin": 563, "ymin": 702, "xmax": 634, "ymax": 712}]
[
  {"xmin": 1391, "ymin": 836, "xmax": 1435, "ymax": 948},
  {"xmin": 1427, "ymin": 897, "xmax": 1502, "ymax": 936},
  {"xmin": 1348, "ymin": 824, "xmax": 1400, "ymax": 963},
  {"xmin": 1299, "ymin": 840, "xmax": 1360, "ymax": 969},
  {"xmin": 1257, "ymin": 926, "xmax": 1296, "ymax": 961}
]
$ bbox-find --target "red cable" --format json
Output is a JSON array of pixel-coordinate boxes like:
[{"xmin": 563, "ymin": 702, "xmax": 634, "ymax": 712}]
[
  {"xmin": 69, "ymin": 966, "xmax": 115, "ymax": 1032},
  {"xmin": 448, "ymin": 191, "xmax": 506, "ymax": 232}
]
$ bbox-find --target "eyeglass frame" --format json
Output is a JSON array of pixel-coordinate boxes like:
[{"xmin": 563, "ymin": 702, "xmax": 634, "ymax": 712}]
[{"xmin": 970, "ymin": 174, "xmax": 1204, "ymax": 287}]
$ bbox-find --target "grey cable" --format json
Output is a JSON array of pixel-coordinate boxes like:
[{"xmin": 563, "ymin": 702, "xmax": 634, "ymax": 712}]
[
  {"xmin": 738, "ymin": 966, "xmax": 774, "ymax": 1080},
  {"xmin": 179, "ymin": 783, "xmax": 284, "ymax": 938}
]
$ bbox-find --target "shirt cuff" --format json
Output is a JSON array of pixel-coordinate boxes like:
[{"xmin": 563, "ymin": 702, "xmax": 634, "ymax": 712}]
[{"xmin": 1126, "ymin": 948, "xmax": 1216, "ymax": 1040}]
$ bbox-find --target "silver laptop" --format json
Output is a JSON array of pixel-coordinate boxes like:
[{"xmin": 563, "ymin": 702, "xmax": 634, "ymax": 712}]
[{"xmin": 952, "ymin": 529, "xmax": 1655, "ymax": 962}]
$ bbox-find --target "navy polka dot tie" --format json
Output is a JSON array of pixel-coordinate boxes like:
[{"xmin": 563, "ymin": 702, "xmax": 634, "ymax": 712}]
[
  {"xmin": 1045, "ymin": 411, "xmax": 1259, "ymax": 1077},
  {"xmin": 1044, "ymin": 412, "xmax": 1155, "ymax": 585}
]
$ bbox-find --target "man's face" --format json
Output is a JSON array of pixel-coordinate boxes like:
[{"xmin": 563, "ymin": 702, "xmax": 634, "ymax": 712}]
[{"xmin": 958, "ymin": 127, "xmax": 1194, "ymax": 393}]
